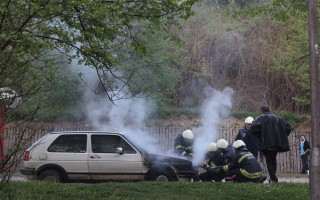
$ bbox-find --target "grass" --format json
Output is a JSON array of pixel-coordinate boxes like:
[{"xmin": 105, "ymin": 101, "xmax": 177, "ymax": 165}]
[{"xmin": 0, "ymin": 181, "xmax": 309, "ymax": 200}]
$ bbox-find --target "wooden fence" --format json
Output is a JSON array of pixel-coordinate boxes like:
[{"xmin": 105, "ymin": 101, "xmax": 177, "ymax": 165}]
[{"xmin": 3, "ymin": 124, "xmax": 310, "ymax": 174}]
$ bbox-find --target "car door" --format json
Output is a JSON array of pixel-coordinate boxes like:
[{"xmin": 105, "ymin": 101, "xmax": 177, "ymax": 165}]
[
  {"xmin": 88, "ymin": 134, "xmax": 145, "ymax": 181},
  {"xmin": 46, "ymin": 134, "xmax": 90, "ymax": 180}
]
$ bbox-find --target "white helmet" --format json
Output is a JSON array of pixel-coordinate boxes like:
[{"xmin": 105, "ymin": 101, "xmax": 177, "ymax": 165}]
[
  {"xmin": 207, "ymin": 142, "xmax": 217, "ymax": 152},
  {"xmin": 244, "ymin": 116, "xmax": 254, "ymax": 124},
  {"xmin": 182, "ymin": 129, "xmax": 194, "ymax": 140},
  {"xmin": 233, "ymin": 140, "xmax": 246, "ymax": 149},
  {"xmin": 216, "ymin": 139, "xmax": 229, "ymax": 149}
]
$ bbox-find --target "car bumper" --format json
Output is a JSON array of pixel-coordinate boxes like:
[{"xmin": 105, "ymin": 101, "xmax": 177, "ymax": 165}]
[{"xmin": 20, "ymin": 168, "xmax": 35, "ymax": 176}]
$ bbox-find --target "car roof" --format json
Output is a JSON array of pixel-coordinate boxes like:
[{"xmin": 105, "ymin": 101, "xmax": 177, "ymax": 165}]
[
  {"xmin": 46, "ymin": 131, "xmax": 146, "ymax": 153},
  {"xmin": 49, "ymin": 131, "xmax": 121, "ymax": 134}
]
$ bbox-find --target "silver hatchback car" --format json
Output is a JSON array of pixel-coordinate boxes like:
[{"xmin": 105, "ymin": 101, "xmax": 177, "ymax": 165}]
[{"xmin": 20, "ymin": 131, "xmax": 196, "ymax": 183}]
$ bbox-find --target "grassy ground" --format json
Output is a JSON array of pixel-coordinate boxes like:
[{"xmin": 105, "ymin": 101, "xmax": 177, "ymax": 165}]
[{"xmin": 0, "ymin": 181, "xmax": 308, "ymax": 200}]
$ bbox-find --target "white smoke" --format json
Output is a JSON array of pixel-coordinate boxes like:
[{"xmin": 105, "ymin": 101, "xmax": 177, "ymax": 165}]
[
  {"xmin": 69, "ymin": 62, "xmax": 160, "ymax": 154},
  {"xmin": 192, "ymin": 87, "xmax": 233, "ymax": 166}
]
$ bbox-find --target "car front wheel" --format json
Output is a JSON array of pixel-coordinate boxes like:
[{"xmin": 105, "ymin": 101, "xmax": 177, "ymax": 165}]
[{"xmin": 38, "ymin": 169, "xmax": 62, "ymax": 183}]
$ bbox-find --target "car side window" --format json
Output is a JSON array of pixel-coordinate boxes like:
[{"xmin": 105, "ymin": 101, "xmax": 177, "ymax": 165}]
[
  {"xmin": 48, "ymin": 134, "xmax": 87, "ymax": 153},
  {"xmin": 91, "ymin": 135, "xmax": 136, "ymax": 154}
]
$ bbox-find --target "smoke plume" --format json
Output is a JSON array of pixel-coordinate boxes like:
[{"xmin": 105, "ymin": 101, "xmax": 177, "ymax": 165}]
[{"xmin": 192, "ymin": 87, "xmax": 233, "ymax": 166}]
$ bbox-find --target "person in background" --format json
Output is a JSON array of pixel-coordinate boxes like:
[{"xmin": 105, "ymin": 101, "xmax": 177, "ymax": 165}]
[
  {"xmin": 235, "ymin": 116, "xmax": 260, "ymax": 158},
  {"xmin": 299, "ymin": 135, "xmax": 310, "ymax": 175},
  {"xmin": 199, "ymin": 142, "xmax": 225, "ymax": 182},
  {"xmin": 174, "ymin": 129, "xmax": 194, "ymax": 159},
  {"xmin": 252, "ymin": 105, "xmax": 292, "ymax": 183}
]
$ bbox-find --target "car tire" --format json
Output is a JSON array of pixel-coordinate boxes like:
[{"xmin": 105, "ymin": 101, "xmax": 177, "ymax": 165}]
[
  {"xmin": 149, "ymin": 170, "xmax": 177, "ymax": 182},
  {"xmin": 38, "ymin": 169, "xmax": 62, "ymax": 183}
]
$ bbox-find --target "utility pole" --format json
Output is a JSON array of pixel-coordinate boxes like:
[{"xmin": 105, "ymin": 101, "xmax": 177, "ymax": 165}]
[{"xmin": 308, "ymin": 0, "xmax": 320, "ymax": 199}]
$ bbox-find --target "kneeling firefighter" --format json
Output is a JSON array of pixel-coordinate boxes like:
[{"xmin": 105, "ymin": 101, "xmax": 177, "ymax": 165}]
[
  {"xmin": 199, "ymin": 142, "xmax": 225, "ymax": 182},
  {"xmin": 218, "ymin": 140, "xmax": 266, "ymax": 183}
]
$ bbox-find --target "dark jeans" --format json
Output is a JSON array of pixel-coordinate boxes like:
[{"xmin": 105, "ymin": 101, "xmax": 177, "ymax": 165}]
[
  {"xmin": 301, "ymin": 154, "xmax": 309, "ymax": 174},
  {"xmin": 262, "ymin": 150, "xmax": 278, "ymax": 182},
  {"xmin": 199, "ymin": 169, "xmax": 226, "ymax": 182}
]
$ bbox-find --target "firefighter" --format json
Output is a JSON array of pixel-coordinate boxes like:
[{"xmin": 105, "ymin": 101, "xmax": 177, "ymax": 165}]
[
  {"xmin": 199, "ymin": 142, "xmax": 225, "ymax": 182},
  {"xmin": 218, "ymin": 140, "xmax": 266, "ymax": 183},
  {"xmin": 174, "ymin": 129, "xmax": 194, "ymax": 159},
  {"xmin": 235, "ymin": 116, "xmax": 260, "ymax": 158},
  {"xmin": 216, "ymin": 138, "xmax": 234, "ymax": 165},
  {"xmin": 199, "ymin": 139, "xmax": 234, "ymax": 182}
]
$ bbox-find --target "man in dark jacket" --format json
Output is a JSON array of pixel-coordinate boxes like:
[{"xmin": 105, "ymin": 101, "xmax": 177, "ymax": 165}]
[
  {"xmin": 299, "ymin": 135, "xmax": 310, "ymax": 175},
  {"xmin": 221, "ymin": 140, "xmax": 266, "ymax": 183},
  {"xmin": 252, "ymin": 105, "xmax": 292, "ymax": 183},
  {"xmin": 235, "ymin": 116, "xmax": 260, "ymax": 158}
]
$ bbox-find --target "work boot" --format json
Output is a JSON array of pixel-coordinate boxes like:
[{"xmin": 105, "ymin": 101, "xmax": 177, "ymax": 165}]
[
  {"xmin": 224, "ymin": 177, "xmax": 233, "ymax": 182},
  {"xmin": 268, "ymin": 178, "xmax": 278, "ymax": 183},
  {"xmin": 259, "ymin": 176, "xmax": 267, "ymax": 183}
]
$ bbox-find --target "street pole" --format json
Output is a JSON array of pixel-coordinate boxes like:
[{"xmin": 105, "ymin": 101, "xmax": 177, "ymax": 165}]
[
  {"xmin": 0, "ymin": 104, "xmax": 4, "ymax": 162},
  {"xmin": 308, "ymin": 0, "xmax": 320, "ymax": 199}
]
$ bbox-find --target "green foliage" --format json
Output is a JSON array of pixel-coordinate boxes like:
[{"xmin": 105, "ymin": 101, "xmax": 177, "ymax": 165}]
[
  {"xmin": 231, "ymin": 111, "xmax": 259, "ymax": 119},
  {"xmin": 156, "ymin": 107, "xmax": 200, "ymax": 118},
  {"xmin": 0, "ymin": 0, "xmax": 199, "ymax": 119},
  {"xmin": 279, "ymin": 112, "xmax": 309, "ymax": 129},
  {"xmin": 0, "ymin": 181, "xmax": 309, "ymax": 200}
]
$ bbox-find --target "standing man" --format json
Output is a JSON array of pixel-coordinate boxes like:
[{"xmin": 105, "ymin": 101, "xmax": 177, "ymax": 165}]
[
  {"xmin": 252, "ymin": 105, "xmax": 292, "ymax": 183},
  {"xmin": 299, "ymin": 135, "xmax": 310, "ymax": 175},
  {"xmin": 235, "ymin": 116, "xmax": 260, "ymax": 158}
]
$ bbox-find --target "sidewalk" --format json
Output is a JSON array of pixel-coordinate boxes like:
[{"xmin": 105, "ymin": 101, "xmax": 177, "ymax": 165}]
[{"xmin": 278, "ymin": 176, "xmax": 309, "ymax": 183}]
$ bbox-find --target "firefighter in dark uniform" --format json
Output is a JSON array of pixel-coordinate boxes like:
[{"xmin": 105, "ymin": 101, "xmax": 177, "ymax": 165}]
[
  {"xmin": 199, "ymin": 142, "xmax": 225, "ymax": 182},
  {"xmin": 174, "ymin": 129, "xmax": 194, "ymax": 159},
  {"xmin": 235, "ymin": 116, "xmax": 260, "ymax": 158},
  {"xmin": 199, "ymin": 139, "xmax": 234, "ymax": 182},
  {"xmin": 221, "ymin": 140, "xmax": 266, "ymax": 183}
]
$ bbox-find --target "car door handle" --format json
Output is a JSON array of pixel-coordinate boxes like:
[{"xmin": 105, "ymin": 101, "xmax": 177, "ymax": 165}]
[{"xmin": 90, "ymin": 155, "xmax": 101, "ymax": 158}]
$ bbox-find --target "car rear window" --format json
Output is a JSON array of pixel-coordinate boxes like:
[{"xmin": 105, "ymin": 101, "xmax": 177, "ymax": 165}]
[
  {"xmin": 91, "ymin": 135, "xmax": 136, "ymax": 154},
  {"xmin": 48, "ymin": 134, "xmax": 87, "ymax": 153}
]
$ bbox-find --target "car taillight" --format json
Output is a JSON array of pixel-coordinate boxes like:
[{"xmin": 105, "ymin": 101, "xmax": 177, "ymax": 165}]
[{"xmin": 23, "ymin": 151, "xmax": 30, "ymax": 161}]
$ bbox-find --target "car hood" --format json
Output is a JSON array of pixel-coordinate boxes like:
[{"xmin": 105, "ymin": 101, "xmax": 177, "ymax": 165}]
[{"xmin": 144, "ymin": 153, "xmax": 195, "ymax": 172}]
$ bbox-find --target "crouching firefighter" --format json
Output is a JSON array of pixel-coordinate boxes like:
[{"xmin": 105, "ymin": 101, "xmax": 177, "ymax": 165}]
[
  {"xmin": 174, "ymin": 129, "xmax": 194, "ymax": 159},
  {"xmin": 219, "ymin": 140, "xmax": 267, "ymax": 183},
  {"xmin": 199, "ymin": 142, "xmax": 226, "ymax": 182}
]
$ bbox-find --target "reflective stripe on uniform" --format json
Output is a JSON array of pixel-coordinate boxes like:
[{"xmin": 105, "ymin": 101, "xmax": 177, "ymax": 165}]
[
  {"xmin": 176, "ymin": 145, "xmax": 183, "ymax": 149},
  {"xmin": 223, "ymin": 165, "xmax": 228, "ymax": 172},
  {"xmin": 238, "ymin": 153, "xmax": 254, "ymax": 163},
  {"xmin": 240, "ymin": 168, "xmax": 262, "ymax": 179}
]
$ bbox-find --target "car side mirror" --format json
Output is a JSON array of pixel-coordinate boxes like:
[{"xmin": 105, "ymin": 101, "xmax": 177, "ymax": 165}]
[{"xmin": 116, "ymin": 147, "xmax": 123, "ymax": 155}]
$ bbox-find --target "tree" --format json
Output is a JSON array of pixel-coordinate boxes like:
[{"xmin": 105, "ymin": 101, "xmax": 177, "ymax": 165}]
[
  {"xmin": 0, "ymin": 0, "xmax": 198, "ymax": 102},
  {"xmin": 0, "ymin": 0, "xmax": 199, "ymax": 186}
]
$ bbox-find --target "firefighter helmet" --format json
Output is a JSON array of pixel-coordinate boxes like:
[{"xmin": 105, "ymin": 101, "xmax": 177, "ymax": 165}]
[
  {"xmin": 182, "ymin": 129, "xmax": 194, "ymax": 140},
  {"xmin": 216, "ymin": 139, "xmax": 229, "ymax": 149},
  {"xmin": 233, "ymin": 140, "xmax": 246, "ymax": 149},
  {"xmin": 207, "ymin": 142, "xmax": 217, "ymax": 152},
  {"xmin": 244, "ymin": 116, "xmax": 254, "ymax": 124}
]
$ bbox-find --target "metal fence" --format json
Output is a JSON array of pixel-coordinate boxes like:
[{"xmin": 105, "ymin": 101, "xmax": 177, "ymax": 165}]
[{"xmin": 3, "ymin": 124, "xmax": 310, "ymax": 174}]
